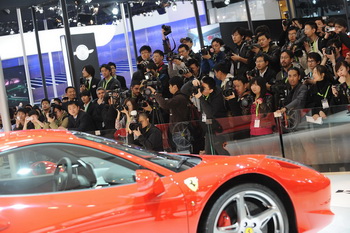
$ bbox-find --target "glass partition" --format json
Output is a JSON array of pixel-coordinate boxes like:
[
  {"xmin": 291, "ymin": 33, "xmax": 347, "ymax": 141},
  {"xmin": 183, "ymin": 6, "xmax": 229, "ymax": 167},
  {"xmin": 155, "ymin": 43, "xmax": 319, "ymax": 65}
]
[{"xmin": 80, "ymin": 104, "xmax": 350, "ymax": 173}]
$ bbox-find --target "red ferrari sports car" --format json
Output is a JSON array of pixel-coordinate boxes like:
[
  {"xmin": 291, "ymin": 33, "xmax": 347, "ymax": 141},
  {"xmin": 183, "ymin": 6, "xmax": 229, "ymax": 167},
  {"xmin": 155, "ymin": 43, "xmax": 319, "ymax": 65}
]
[{"xmin": 0, "ymin": 130, "xmax": 333, "ymax": 233}]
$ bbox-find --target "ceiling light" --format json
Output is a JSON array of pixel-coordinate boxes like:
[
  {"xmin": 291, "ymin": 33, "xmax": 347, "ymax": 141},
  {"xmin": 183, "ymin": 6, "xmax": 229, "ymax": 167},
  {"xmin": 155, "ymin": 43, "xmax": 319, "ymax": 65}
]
[
  {"xmin": 224, "ymin": 0, "xmax": 230, "ymax": 5},
  {"xmin": 112, "ymin": 7, "xmax": 119, "ymax": 15},
  {"xmin": 85, "ymin": 0, "xmax": 92, "ymax": 3}
]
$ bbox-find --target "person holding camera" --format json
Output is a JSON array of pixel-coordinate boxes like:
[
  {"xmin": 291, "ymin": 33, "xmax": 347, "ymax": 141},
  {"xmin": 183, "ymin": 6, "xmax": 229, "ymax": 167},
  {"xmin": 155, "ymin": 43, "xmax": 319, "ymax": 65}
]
[
  {"xmin": 333, "ymin": 61, "xmax": 350, "ymax": 105},
  {"xmin": 251, "ymin": 32, "xmax": 281, "ymax": 73},
  {"xmin": 101, "ymin": 90, "xmax": 121, "ymax": 133},
  {"xmin": 44, "ymin": 105, "xmax": 69, "ymax": 129},
  {"xmin": 129, "ymin": 112, "xmax": 164, "ymax": 152},
  {"xmin": 180, "ymin": 37, "xmax": 201, "ymax": 62},
  {"xmin": 303, "ymin": 21, "xmax": 324, "ymax": 57},
  {"xmin": 80, "ymin": 65, "xmax": 100, "ymax": 100},
  {"xmin": 229, "ymin": 27, "xmax": 252, "ymax": 76},
  {"xmin": 224, "ymin": 75, "xmax": 252, "ymax": 117},
  {"xmin": 23, "ymin": 110, "xmax": 45, "ymax": 130},
  {"xmin": 115, "ymin": 98, "xmax": 139, "ymax": 130},
  {"xmin": 321, "ymin": 38, "xmax": 344, "ymax": 77},
  {"xmin": 193, "ymin": 76, "xmax": 229, "ymax": 155},
  {"xmin": 201, "ymin": 38, "xmax": 226, "ymax": 81},
  {"xmin": 149, "ymin": 76, "xmax": 190, "ymax": 124},
  {"xmin": 65, "ymin": 101, "xmax": 96, "ymax": 132},
  {"xmin": 13, "ymin": 108, "xmax": 28, "ymax": 131},
  {"xmin": 98, "ymin": 64, "xmax": 121, "ymax": 91},
  {"xmin": 274, "ymin": 67, "xmax": 307, "ymax": 115}
]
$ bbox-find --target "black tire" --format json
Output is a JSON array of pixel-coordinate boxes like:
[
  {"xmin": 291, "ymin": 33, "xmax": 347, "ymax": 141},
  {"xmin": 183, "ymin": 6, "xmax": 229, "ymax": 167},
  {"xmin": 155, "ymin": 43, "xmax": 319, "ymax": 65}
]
[{"xmin": 201, "ymin": 183, "xmax": 289, "ymax": 233}]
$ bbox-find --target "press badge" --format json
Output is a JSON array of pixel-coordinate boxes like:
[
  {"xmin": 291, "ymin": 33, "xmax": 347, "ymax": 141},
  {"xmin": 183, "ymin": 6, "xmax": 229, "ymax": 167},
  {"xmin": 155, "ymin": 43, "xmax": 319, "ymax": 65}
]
[
  {"xmin": 254, "ymin": 119, "xmax": 260, "ymax": 128},
  {"xmin": 321, "ymin": 99, "xmax": 329, "ymax": 109},
  {"xmin": 202, "ymin": 113, "xmax": 207, "ymax": 122}
]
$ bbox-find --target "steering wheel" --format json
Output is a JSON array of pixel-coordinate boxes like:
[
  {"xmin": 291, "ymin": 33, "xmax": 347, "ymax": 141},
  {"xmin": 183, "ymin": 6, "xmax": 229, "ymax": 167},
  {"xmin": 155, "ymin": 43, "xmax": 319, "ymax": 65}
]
[{"xmin": 53, "ymin": 157, "xmax": 73, "ymax": 191}]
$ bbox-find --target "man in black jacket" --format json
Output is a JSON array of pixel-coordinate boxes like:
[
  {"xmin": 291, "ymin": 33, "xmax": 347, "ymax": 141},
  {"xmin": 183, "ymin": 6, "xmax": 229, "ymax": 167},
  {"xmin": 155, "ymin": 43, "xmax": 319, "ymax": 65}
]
[
  {"xmin": 193, "ymin": 76, "xmax": 229, "ymax": 155},
  {"xmin": 66, "ymin": 101, "xmax": 96, "ymax": 132},
  {"xmin": 130, "ymin": 112, "xmax": 163, "ymax": 151},
  {"xmin": 80, "ymin": 65, "xmax": 100, "ymax": 100}
]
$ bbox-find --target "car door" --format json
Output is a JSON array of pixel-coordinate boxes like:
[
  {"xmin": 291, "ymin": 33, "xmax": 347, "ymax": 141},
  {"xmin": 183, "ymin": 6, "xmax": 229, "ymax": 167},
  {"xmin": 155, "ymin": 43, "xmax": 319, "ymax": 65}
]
[{"xmin": 0, "ymin": 143, "xmax": 188, "ymax": 233}]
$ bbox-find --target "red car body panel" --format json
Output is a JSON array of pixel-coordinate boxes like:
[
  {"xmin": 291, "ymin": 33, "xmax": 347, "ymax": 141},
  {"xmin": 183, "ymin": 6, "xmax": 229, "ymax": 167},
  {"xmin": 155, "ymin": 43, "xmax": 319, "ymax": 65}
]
[{"xmin": 0, "ymin": 130, "xmax": 333, "ymax": 233}]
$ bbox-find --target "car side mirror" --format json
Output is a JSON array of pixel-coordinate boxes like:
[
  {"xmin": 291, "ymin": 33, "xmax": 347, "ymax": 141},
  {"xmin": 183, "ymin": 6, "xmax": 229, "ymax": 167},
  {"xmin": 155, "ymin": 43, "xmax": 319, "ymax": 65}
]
[{"xmin": 135, "ymin": 169, "xmax": 165, "ymax": 196}]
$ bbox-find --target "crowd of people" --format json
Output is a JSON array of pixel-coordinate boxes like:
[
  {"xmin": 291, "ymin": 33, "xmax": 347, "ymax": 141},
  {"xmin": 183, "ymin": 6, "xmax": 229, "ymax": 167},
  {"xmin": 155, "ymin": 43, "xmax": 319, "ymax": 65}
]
[{"xmin": 7, "ymin": 16, "xmax": 350, "ymax": 155}]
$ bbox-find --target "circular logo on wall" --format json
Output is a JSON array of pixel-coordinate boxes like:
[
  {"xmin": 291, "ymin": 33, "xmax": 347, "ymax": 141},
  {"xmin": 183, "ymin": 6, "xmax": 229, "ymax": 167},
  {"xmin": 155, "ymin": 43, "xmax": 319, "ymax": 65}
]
[{"xmin": 73, "ymin": 44, "xmax": 94, "ymax": 61}]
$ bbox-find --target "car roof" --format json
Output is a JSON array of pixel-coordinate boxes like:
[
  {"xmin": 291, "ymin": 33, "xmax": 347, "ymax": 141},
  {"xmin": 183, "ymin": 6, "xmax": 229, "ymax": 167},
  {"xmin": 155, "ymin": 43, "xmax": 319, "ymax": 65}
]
[{"xmin": 0, "ymin": 130, "xmax": 79, "ymax": 151}]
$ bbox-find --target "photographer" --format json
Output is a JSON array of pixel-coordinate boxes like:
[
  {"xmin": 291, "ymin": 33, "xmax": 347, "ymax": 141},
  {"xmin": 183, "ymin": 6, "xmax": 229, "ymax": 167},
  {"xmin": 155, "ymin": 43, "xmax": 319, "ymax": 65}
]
[
  {"xmin": 213, "ymin": 62, "xmax": 234, "ymax": 114},
  {"xmin": 144, "ymin": 62, "xmax": 170, "ymax": 99},
  {"xmin": 115, "ymin": 98, "xmax": 138, "ymax": 130},
  {"xmin": 229, "ymin": 27, "xmax": 252, "ymax": 76},
  {"xmin": 281, "ymin": 26, "xmax": 308, "ymax": 69},
  {"xmin": 274, "ymin": 67, "xmax": 307, "ymax": 115},
  {"xmin": 149, "ymin": 76, "xmax": 190, "ymax": 124},
  {"xmin": 153, "ymin": 50, "xmax": 168, "ymax": 77},
  {"xmin": 321, "ymin": 38, "xmax": 344, "ymax": 76},
  {"xmin": 333, "ymin": 18, "xmax": 350, "ymax": 58},
  {"xmin": 80, "ymin": 65, "xmax": 100, "ymax": 100},
  {"xmin": 177, "ymin": 44, "xmax": 193, "ymax": 63},
  {"xmin": 13, "ymin": 108, "xmax": 27, "ymax": 131},
  {"xmin": 303, "ymin": 21, "xmax": 324, "ymax": 57},
  {"xmin": 226, "ymin": 76, "xmax": 252, "ymax": 117},
  {"xmin": 98, "ymin": 64, "xmax": 121, "ymax": 91},
  {"xmin": 193, "ymin": 76, "xmax": 229, "ymax": 155},
  {"xmin": 252, "ymin": 32, "xmax": 281, "ymax": 73},
  {"xmin": 333, "ymin": 61, "xmax": 350, "ymax": 105},
  {"xmin": 180, "ymin": 37, "xmax": 201, "ymax": 62},
  {"xmin": 44, "ymin": 105, "xmax": 69, "ymax": 129},
  {"xmin": 201, "ymin": 38, "xmax": 226, "ymax": 81},
  {"xmin": 23, "ymin": 110, "xmax": 45, "ymax": 130},
  {"xmin": 129, "ymin": 112, "xmax": 164, "ymax": 152},
  {"xmin": 102, "ymin": 90, "xmax": 121, "ymax": 133}
]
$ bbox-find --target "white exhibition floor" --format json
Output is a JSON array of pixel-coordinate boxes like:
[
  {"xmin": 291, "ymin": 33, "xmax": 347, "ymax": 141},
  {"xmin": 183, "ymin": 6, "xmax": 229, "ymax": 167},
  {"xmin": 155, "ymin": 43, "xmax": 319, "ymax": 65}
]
[{"xmin": 319, "ymin": 172, "xmax": 350, "ymax": 232}]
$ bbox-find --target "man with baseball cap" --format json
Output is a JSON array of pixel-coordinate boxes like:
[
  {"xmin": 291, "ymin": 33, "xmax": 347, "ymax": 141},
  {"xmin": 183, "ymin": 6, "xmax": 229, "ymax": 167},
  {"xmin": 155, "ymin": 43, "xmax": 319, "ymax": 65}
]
[{"xmin": 180, "ymin": 37, "xmax": 200, "ymax": 62}]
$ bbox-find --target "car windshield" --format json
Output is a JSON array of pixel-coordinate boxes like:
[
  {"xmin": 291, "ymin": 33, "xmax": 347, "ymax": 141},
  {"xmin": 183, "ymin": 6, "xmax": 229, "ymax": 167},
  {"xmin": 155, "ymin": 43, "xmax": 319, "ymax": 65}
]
[{"xmin": 73, "ymin": 132, "xmax": 201, "ymax": 172}]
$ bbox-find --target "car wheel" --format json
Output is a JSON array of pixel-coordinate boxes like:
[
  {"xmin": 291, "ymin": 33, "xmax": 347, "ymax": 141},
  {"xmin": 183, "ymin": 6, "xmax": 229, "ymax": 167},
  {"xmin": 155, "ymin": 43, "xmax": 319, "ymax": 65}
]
[{"xmin": 201, "ymin": 183, "xmax": 289, "ymax": 233}]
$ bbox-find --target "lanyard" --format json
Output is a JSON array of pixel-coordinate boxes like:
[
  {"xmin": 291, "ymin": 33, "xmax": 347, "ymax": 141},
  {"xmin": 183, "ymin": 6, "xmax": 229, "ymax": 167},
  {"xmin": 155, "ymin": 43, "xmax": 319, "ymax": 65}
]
[
  {"xmin": 255, "ymin": 103, "xmax": 260, "ymax": 116},
  {"xmin": 103, "ymin": 77, "xmax": 112, "ymax": 89},
  {"xmin": 317, "ymin": 85, "xmax": 330, "ymax": 98}
]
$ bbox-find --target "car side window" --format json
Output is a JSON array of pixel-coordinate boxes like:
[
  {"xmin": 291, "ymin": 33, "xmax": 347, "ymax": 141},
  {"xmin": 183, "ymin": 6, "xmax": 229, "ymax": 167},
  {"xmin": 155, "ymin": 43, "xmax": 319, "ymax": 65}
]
[{"xmin": 0, "ymin": 143, "xmax": 139, "ymax": 195}]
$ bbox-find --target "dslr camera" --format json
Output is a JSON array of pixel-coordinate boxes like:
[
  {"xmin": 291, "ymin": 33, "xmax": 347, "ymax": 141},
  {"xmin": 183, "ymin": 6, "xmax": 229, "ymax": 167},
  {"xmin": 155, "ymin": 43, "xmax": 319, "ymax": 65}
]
[
  {"xmin": 162, "ymin": 24, "xmax": 172, "ymax": 36},
  {"xmin": 179, "ymin": 67, "xmax": 191, "ymax": 75},
  {"xmin": 325, "ymin": 46, "xmax": 336, "ymax": 55},
  {"xmin": 222, "ymin": 78, "xmax": 237, "ymax": 97},
  {"xmin": 200, "ymin": 46, "xmax": 212, "ymax": 56}
]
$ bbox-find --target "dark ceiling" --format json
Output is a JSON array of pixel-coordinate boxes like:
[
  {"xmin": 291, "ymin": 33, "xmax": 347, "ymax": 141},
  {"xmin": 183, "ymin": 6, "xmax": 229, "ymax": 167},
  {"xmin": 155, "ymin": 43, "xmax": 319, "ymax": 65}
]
[{"xmin": 0, "ymin": 0, "xmax": 177, "ymax": 36}]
